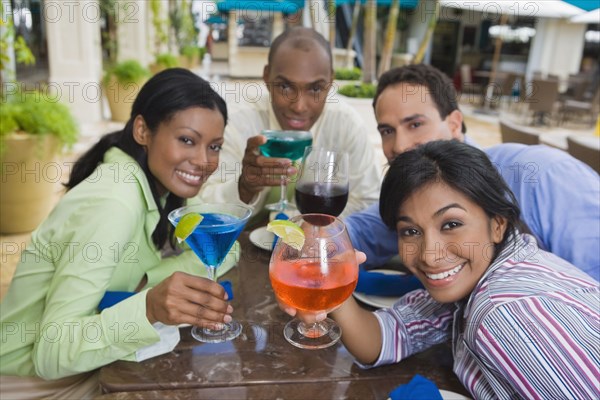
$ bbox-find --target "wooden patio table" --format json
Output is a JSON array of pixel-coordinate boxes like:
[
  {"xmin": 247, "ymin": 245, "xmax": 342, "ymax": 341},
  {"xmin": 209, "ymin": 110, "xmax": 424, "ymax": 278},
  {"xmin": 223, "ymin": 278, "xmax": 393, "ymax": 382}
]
[{"xmin": 98, "ymin": 231, "xmax": 468, "ymax": 399}]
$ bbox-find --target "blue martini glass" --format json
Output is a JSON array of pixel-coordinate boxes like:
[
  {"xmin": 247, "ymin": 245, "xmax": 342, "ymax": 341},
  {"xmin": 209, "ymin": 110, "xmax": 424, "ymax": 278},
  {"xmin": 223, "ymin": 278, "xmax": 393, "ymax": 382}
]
[{"xmin": 168, "ymin": 203, "xmax": 252, "ymax": 342}]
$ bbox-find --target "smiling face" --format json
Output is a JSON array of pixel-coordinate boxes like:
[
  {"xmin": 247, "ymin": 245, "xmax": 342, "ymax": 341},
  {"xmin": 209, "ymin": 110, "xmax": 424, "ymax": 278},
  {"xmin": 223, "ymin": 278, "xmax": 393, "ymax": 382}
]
[
  {"xmin": 133, "ymin": 106, "xmax": 225, "ymax": 198},
  {"xmin": 263, "ymin": 43, "xmax": 333, "ymax": 131},
  {"xmin": 396, "ymin": 181, "xmax": 507, "ymax": 303},
  {"xmin": 375, "ymin": 83, "xmax": 464, "ymax": 163}
]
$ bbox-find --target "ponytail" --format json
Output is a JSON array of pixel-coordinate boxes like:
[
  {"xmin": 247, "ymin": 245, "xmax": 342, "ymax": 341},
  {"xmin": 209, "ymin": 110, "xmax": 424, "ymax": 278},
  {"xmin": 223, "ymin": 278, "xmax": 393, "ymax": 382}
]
[{"xmin": 65, "ymin": 131, "xmax": 122, "ymax": 190}]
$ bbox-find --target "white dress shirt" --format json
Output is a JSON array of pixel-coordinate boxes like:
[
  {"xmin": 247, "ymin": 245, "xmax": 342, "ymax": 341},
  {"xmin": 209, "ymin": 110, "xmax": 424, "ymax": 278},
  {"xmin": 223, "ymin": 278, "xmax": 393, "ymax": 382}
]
[{"xmin": 197, "ymin": 87, "xmax": 383, "ymax": 218}]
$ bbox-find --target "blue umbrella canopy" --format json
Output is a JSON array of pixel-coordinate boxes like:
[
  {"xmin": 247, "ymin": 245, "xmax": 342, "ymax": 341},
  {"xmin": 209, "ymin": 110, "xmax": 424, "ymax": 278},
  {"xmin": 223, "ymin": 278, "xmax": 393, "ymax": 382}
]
[
  {"xmin": 216, "ymin": 0, "xmax": 419, "ymax": 13},
  {"xmin": 562, "ymin": 0, "xmax": 598, "ymax": 12},
  {"xmin": 205, "ymin": 15, "xmax": 228, "ymax": 24},
  {"xmin": 216, "ymin": 0, "xmax": 303, "ymax": 13},
  {"xmin": 334, "ymin": 0, "xmax": 419, "ymax": 7}
]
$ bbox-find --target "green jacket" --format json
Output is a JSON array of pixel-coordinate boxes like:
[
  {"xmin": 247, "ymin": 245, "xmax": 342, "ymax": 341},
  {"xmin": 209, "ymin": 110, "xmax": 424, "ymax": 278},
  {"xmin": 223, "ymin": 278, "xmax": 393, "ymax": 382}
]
[{"xmin": 0, "ymin": 147, "xmax": 238, "ymax": 379}]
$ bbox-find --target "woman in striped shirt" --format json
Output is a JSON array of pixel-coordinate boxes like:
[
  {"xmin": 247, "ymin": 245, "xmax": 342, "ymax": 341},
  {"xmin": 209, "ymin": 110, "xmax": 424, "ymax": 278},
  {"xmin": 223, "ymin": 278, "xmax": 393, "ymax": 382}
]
[{"xmin": 329, "ymin": 140, "xmax": 599, "ymax": 399}]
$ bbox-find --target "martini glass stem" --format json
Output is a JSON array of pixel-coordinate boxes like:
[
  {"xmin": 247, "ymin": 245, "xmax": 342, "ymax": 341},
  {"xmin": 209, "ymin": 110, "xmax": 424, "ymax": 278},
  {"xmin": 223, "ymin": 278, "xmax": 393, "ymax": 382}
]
[
  {"xmin": 206, "ymin": 265, "xmax": 216, "ymax": 282},
  {"xmin": 278, "ymin": 174, "xmax": 288, "ymax": 211},
  {"xmin": 297, "ymin": 321, "xmax": 327, "ymax": 338}
]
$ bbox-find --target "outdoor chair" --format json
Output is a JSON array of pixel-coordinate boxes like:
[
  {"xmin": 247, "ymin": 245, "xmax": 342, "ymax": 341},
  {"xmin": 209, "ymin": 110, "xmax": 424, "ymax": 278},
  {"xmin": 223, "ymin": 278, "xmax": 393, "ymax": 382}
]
[
  {"xmin": 562, "ymin": 74, "xmax": 589, "ymax": 102},
  {"xmin": 567, "ymin": 136, "xmax": 600, "ymax": 174},
  {"xmin": 527, "ymin": 79, "xmax": 560, "ymax": 126},
  {"xmin": 560, "ymin": 89, "xmax": 600, "ymax": 127},
  {"xmin": 499, "ymin": 120, "xmax": 540, "ymax": 145}
]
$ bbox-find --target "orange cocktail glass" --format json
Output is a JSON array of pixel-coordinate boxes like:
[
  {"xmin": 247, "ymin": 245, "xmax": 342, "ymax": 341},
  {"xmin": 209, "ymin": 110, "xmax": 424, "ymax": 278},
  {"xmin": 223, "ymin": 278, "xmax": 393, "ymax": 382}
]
[{"xmin": 269, "ymin": 214, "xmax": 358, "ymax": 349}]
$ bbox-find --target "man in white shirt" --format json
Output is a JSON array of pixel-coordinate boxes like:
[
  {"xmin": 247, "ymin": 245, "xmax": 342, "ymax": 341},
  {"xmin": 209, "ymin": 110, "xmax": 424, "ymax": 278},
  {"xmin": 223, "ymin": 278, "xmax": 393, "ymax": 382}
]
[{"xmin": 197, "ymin": 27, "xmax": 381, "ymax": 217}]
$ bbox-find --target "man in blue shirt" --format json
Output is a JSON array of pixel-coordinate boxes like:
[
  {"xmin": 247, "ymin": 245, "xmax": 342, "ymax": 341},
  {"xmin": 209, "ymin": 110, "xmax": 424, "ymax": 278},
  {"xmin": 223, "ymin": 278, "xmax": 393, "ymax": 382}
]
[{"xmin": 346, "ymin": 64, "xmax": 599, "ymax": 282}]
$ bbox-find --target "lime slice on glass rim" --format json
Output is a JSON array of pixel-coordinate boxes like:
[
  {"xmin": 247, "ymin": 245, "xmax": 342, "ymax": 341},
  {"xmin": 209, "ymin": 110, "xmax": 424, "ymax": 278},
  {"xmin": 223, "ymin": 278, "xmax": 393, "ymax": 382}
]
[
  {"xmin": 174, "ymin": 213, "xmax": 203, "ymax": 243},
  {"xmin": 267, "ymin": 220, "xmax": 305, "ymax": 251}
]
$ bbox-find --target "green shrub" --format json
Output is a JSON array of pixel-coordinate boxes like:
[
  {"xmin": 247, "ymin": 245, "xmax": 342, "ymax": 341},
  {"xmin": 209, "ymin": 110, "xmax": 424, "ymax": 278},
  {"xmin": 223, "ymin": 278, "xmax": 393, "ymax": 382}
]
[
  {"xmin": 103, "ymin": 59, "xmax": 150, "ymax": 86},
  {"xmin": 335, "ymin": 67, "xmax": 362, "ymax": 81},
  {"xmin": 155, "ymin": 53, "xmax": 179, "ymax": 68},
  {"xmin": 0, "ymin": 92, "xmax": 79, "ymax": 155},
  {"xmin": 338, "ymin": 83, "xmax": 376, "ymax": 98},
  {"xmin": 0, "ymin": 103, "xmax": 19, "ymax": 136},
  {"xmin": 180, "ymin": 45, "xmax": 206, "ymax": 60}
]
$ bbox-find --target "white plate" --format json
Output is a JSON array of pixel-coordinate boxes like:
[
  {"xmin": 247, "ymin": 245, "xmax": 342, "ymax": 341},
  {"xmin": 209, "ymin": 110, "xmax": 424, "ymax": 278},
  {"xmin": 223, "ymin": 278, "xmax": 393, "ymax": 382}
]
[
  {"xmin": 352, "ymin": 269, "xmax": 406, "ymax": 309},
  {"xmin": 440, "ymin": 389, "xmax": 471, "ymax": 400},
  {"xmin": 249, "ymin": 226, "xmax": 275, "ymax": 251}
]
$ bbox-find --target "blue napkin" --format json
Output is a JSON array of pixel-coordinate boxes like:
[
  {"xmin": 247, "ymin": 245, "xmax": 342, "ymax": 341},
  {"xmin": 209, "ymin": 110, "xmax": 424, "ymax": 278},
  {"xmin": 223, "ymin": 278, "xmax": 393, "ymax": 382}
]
[
  {"xmin": 355, "ymin": 269, "xmax": 423, "ymax": 297},
  {"xmin": 98, "ymin": 281, "xmax": 234, "ymax": 311},
  {"xmin": 389, "ymin": 375, "xmax": 443, "ymax": 400}
]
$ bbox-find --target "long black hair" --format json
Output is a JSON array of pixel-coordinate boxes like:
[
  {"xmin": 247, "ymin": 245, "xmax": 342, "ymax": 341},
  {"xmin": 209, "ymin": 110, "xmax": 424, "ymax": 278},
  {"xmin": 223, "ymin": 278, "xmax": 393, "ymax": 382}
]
[
  {"xmin": 66, "ymin": 68, "xmax": 227, "ymax": 249},
  {"xmin": 380, "ymin": 140, "xmax": 527, "ymax": 256}
]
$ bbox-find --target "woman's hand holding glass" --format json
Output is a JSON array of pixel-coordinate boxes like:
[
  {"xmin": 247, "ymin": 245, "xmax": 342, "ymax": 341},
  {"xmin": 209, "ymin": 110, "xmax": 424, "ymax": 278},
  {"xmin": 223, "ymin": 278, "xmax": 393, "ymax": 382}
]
[{"xmin": 146, "ymin": 271, "xmax": 232, "ymax": 329}]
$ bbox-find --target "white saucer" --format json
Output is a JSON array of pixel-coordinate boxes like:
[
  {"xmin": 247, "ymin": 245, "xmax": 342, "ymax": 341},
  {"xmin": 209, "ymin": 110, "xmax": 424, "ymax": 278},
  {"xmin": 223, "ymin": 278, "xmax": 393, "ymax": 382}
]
[
  {"xmin": 249, "ymin": 226, "xmax": 275, "ymax": 251},
  {"xmin": 353, "ymin": 269, "xmax": 406, "ymax": 309},
  {"xmin": 439, "ymin": 389, "xmax": 471, "ymax": 400}
]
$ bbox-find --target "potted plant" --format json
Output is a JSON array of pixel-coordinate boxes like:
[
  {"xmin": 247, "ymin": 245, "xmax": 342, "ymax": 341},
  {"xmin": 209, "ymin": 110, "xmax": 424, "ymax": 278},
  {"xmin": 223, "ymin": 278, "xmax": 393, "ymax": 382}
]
[
  {"xmin": 179, "ymin": 45, "xmax": 206, "ymax": 70},
  {"xmin": 334, "ymin": 67, "xmax": 362, "ymax": 92},
  {"xmin": 171, "ymin": 0, "xmax": 202, "ymax": 69},
  {"xmin": 338, "ymin": 82, "xmax": 376, "ymax": 99},
  {"xmin": 102, "ymin": 59, "xmax": 150, "ymax": 122},
  {"xmin": 0, "ymin": 93, "xmax": 78, "ymax": 233},
  {"xmin": 148, "ymin": 0, "xmax": 178, "ymax": 75},
  {"xmin": 150, "ymin": 53, "xmax": 179, "ymax": 75}
]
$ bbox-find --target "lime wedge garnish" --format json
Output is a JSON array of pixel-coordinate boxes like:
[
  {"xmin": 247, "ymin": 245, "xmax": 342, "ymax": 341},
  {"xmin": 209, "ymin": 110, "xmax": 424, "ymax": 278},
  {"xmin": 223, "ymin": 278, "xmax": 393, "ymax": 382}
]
[
  {"xmin": 267, "ymin": 220, "xmax": 305, "ymax": 251},
  {"xmin": 175, "ymin": 213, "xmax": 203, "ymax": 243}
]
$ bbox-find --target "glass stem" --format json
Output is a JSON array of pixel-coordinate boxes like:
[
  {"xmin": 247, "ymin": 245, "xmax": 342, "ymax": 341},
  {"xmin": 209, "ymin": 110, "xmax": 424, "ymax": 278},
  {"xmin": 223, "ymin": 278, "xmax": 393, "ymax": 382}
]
[
  {"xmin": 206, "ymin": 265, "xmax": 217, "ymax": 282},
  {"xmin": 298, "ymin": 321, "xmax": 327, "ymax": 338},
  {"xmin": 279, "ymin": 174, "xmax": 287, "ymax": 210}
]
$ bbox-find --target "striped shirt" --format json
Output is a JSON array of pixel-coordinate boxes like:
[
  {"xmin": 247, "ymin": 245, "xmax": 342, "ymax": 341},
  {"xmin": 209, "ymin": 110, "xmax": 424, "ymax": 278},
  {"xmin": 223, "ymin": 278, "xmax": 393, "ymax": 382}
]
[{"xmin": 368, "ymin": 233, "xmax": 600, "ymax": 399}]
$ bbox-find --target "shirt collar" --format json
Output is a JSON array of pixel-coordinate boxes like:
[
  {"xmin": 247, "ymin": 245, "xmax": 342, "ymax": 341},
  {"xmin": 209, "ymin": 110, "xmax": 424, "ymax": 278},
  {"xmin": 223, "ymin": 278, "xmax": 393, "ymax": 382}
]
[
  {"xmin": 462, "ymin": 231, "xmax": 530, "ymax": 317},
  {"xmin": 104, "ymin": 147, "xmax": 159, "ymax": 212}
]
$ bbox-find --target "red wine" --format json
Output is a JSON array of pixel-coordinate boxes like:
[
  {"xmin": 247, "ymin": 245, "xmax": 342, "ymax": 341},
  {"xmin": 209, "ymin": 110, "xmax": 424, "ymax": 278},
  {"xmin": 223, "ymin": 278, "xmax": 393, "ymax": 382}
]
[{"xmin": 295, "ymin": 182, "xmax": 349, "ymax": 216}]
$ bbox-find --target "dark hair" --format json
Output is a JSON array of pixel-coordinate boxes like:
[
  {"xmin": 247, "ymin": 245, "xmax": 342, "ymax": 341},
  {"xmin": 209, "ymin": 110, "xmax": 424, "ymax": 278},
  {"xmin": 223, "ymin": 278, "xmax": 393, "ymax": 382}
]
[
  {"xmin": 268, "ymin": 27, "xmax": 332, "ymax": 69},
  {"xmin": 66, "ymin": 68, "xmax": 227, "ymax": 249},
  {"xmin": 380, "ymin": 140, "xmax": 525, "ymax": 256},
  {"xmin": 374, "ymin": 64, "xmax": 466, "ymax": 134}
]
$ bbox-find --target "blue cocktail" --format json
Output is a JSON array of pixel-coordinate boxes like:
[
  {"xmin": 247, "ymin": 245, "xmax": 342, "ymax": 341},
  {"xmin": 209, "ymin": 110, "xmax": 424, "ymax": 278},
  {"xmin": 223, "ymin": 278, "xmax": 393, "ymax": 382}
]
[
  {"xmin": 168, "ymin": 203, "xmax": 253, "ymax": 343},
  {"xmin": 260, "ymin": 130, "xmax": 313, "ymax": 211}
]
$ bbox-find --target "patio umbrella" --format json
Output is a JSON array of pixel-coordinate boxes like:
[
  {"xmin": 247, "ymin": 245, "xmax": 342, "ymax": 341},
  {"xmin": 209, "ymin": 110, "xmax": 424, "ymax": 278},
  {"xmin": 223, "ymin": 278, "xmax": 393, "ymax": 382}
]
[
  {"xmin": 441, "ymin": 0, "xmax": 586, "ymax": 111},
  {"xmin": 439, "ymin": 1, "xmax": 584, "ymax": 19},
  {"xmin": 570, "ymin": 8, "xmax": 600, "ymax": 23},
  {"xmin": 216, "ymin": 0, "xmax": 303, "ymax": 13}
]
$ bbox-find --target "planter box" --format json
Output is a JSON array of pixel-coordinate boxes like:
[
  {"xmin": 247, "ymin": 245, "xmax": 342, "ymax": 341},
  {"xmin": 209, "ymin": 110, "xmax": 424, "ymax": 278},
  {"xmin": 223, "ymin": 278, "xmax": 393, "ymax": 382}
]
[
  {"xmin": 103, "ymin": 77, "xmax": 146, "ymax": 123},
  {"xmin": 1, "ymin": 134, "xmax": 61, "ymax": 234},
  {"xmin": 179, "ymin": 55, "xmax": 200, "ymax": 70},
  {"xmin": 391, "ymin": 53, "xmax": 414, "ymax": 68},
  {"xmin": 333, "ymin": 48, "xmax": 357, "ymax": 70}
]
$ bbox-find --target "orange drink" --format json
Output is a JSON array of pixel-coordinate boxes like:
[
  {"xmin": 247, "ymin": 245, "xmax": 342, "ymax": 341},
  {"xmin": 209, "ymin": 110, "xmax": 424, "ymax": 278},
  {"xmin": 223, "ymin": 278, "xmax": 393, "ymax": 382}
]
[{"xmin": 270, "ymin": 260, "xmax": 358, "ymax": 312}]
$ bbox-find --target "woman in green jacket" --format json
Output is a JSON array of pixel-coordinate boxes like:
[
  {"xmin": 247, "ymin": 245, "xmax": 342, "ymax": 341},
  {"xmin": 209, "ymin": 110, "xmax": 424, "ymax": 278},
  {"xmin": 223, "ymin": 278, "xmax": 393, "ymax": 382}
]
[{"xmin": 0, "ymin": 69, "xmax": 235, "ymax": 398}]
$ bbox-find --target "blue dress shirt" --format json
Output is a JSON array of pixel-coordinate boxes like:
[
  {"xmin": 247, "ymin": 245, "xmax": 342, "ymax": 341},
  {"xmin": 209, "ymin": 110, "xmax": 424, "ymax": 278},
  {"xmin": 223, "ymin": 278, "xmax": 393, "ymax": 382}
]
[{"xmin": 346, "ymin": 143, "xmax": 600, "ymax": 281}]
